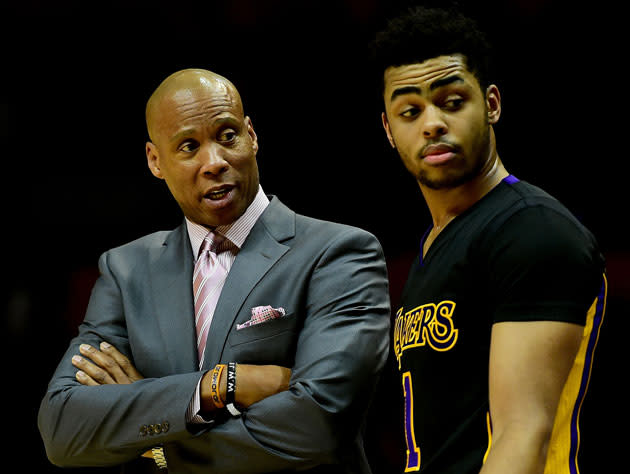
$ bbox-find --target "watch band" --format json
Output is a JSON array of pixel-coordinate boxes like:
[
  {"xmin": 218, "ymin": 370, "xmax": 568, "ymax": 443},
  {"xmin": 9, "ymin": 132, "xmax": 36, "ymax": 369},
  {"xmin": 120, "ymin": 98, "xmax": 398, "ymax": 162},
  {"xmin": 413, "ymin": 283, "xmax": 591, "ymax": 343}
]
[{"xmin": 152, "ymin": 446, "xmax": 168, "ymax": 470}]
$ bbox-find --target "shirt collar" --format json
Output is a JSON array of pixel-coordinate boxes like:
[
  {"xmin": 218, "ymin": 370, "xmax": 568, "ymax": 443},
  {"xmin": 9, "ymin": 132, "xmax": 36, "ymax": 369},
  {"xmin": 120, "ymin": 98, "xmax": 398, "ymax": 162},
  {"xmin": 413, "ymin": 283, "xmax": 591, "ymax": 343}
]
[{"xmin": 186, "ymin": 185, "xmax": 270, "ymax": 259}]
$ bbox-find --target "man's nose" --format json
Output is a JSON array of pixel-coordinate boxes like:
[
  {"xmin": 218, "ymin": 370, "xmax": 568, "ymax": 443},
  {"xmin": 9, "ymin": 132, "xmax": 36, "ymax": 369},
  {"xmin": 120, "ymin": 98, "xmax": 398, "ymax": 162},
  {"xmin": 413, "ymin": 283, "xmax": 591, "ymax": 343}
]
[
  {"xmin": 199, "ymin": 143, "xmax": 229, "ymax": 176},
  {"xmin": 422, "ymin": 105, "xmax": 448, "ymax": 138}
]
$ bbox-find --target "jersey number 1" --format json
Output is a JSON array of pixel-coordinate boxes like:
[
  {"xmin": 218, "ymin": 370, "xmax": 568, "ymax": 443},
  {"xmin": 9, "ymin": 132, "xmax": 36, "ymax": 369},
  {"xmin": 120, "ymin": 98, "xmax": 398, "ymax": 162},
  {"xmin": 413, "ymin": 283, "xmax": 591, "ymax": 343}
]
[{"xmin": 403, "ymin": 371, "xmax": 421, "ymax": 471}]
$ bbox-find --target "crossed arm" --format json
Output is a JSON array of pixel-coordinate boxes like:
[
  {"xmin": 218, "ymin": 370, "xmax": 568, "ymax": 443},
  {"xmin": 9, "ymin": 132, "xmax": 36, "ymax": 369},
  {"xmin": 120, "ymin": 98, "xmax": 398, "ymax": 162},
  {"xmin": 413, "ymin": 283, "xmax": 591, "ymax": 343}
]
[
  {"xmin": 72, "ymin": 342, "xmax": 291, "ymax": 413},
  {"xmin": 72, "ymin": 342, "xmax": 291, "ymax": 463}
]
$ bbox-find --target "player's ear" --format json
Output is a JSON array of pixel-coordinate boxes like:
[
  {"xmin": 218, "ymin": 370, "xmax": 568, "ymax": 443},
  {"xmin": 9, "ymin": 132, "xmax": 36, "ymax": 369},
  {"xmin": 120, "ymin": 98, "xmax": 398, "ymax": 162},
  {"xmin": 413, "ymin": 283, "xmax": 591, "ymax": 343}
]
[
  {"xmin": 486, "ymin": 85, "xmax": 501, "ymax": 125},
  {"xmin": 382, "ymin": 112, "xmax": 396, "ymax": 149}
]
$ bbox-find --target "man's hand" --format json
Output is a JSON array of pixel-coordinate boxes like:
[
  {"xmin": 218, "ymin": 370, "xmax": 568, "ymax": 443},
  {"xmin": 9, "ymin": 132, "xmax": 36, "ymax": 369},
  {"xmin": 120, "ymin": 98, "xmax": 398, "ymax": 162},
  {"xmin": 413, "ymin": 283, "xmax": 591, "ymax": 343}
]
[{"xmin": 72, "ymin": 342, "xmax": 144, "ymax": 385}]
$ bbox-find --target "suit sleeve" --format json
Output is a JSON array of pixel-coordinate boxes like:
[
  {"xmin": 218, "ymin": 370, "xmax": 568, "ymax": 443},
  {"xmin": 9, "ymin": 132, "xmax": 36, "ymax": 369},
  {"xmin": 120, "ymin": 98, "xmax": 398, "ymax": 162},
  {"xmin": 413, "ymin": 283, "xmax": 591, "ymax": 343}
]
[
  {"xmin": 37, "ymin": 250, "xmax": 204, "ymax": 467},
  {"xmin": 169, "ymin": 228, "xmax": 392, "ymax": 473}
]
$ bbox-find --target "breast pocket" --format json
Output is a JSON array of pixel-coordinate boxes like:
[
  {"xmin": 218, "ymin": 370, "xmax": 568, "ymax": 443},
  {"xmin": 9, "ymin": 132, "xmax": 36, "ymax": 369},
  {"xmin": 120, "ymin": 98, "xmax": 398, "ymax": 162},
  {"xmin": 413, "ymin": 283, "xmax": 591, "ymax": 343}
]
[{"xmin": 227, "ymin": 312, "xmax": 300, "ymax": 365}]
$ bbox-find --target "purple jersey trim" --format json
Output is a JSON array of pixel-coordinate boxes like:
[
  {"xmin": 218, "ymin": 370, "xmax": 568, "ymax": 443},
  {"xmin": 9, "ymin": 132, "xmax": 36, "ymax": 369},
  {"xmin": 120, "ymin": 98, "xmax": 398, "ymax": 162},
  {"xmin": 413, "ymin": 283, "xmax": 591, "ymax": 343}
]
[
  {"xmin": 569, "ymin": 275, "xmax": 607, "ymax": 474},
  {"xmin": 502, "ymin": 174, "xmax": 520, "ymax": 184}
]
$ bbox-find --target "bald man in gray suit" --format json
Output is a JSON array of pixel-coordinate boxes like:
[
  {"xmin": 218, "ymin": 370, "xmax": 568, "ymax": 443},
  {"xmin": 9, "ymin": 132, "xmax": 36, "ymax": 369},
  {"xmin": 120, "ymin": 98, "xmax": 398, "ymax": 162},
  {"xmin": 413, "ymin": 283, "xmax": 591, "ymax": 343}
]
[{"xmin": 38, "ymin": 69, "xmax": 390, "ymax": 474}]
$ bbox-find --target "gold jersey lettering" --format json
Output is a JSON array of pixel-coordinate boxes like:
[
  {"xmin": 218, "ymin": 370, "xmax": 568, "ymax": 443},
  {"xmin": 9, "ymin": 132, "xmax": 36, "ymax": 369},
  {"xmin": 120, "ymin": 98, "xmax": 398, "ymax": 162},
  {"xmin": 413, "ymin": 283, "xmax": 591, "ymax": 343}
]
[{"xmin": 394, "ymin": 301, "xmax": 458, "ymax": 369}]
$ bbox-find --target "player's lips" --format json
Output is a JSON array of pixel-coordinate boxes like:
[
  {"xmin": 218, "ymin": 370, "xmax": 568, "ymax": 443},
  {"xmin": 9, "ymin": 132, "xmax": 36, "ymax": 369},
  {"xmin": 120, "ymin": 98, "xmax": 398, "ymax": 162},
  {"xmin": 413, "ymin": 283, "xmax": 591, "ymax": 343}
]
[{"xmin": 422, "ymin": 144, "xmax": 456, "ymax": 165}]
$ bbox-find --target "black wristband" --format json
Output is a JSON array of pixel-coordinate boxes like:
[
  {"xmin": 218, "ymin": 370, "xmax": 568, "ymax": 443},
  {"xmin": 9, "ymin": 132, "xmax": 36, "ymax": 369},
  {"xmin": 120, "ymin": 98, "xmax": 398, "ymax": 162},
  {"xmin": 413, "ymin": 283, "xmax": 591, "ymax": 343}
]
[{"xmin": 226, "ymin": 362, "xmax": 241, "ymax": 416}]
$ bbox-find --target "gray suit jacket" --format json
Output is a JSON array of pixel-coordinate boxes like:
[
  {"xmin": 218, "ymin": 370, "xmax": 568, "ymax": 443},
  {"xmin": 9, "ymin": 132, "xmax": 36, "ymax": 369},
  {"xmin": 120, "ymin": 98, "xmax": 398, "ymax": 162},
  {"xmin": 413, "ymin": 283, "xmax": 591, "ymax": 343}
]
[{"xmin": 38, "ymin": 196, "xmax": 391, "ymax": 473}]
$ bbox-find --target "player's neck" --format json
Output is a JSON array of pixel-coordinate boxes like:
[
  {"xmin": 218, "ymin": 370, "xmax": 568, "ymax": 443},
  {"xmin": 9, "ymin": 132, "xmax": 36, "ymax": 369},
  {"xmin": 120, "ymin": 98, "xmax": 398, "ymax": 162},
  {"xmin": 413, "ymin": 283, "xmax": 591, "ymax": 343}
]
[{"xmin": 421, "ymin": 154, "xmax": 508, "ymax": 233}]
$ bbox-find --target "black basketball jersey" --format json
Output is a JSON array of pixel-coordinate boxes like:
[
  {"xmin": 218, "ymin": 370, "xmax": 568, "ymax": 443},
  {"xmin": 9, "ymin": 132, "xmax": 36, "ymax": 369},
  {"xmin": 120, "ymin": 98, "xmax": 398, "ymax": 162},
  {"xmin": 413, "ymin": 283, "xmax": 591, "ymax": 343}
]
[{"xmin": 394, "ymin": 176, "xmax": 606, "ymax": 473}]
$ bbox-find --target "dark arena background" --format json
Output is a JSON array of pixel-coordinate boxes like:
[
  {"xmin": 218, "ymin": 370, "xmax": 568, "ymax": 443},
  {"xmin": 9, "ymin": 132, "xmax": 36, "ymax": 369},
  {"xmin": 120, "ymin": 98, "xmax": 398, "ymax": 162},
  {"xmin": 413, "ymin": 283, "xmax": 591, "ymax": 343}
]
[{"xmin": 2, "ymin": 1, "xmax": 624, "ymax": 472}]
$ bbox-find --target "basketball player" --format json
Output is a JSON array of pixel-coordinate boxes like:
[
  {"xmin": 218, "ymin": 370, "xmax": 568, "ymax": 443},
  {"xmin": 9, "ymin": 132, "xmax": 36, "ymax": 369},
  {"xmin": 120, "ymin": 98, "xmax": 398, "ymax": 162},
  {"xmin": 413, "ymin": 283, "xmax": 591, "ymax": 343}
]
[{"xmin": 369, "ymin": 6, "xmax": 606, "ymax": 474}]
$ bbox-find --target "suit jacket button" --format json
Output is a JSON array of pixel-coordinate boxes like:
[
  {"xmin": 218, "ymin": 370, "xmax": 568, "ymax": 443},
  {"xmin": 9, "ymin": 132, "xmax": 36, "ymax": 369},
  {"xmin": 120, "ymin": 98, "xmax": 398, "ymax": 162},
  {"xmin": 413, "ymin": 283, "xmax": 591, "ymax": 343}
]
[{"xmin": 139, "ymin": 425, "xmax": 148, "ymax": 436}]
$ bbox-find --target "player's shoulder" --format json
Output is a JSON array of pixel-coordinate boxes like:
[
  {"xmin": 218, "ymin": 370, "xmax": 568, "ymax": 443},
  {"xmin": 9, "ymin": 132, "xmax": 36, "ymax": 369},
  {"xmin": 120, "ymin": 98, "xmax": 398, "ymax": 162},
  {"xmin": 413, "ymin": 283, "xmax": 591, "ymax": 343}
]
[
  {"xmin": 478, "ymin": 178, "xmax": 602, "ymax": 265},
  {"xmin": 495, "ymin": 179, "xmax": 594, "ymax": 240}
]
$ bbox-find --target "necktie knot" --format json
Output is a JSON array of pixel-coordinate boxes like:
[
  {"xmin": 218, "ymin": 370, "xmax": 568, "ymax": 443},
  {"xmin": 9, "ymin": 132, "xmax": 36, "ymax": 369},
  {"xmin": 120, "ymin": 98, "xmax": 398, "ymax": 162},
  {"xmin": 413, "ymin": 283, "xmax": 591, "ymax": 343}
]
[{"xmin": 199, "ymin": 231, "xmax": 226, "ymax": 257}]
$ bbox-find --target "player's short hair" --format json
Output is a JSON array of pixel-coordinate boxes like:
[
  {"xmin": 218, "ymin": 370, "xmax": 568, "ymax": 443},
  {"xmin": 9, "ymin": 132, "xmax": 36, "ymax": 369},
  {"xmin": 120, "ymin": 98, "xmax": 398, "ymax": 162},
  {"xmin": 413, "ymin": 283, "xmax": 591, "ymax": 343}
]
[{"xmin": 369, "ymin": 6, "xmax": 494, "ymax": 95}]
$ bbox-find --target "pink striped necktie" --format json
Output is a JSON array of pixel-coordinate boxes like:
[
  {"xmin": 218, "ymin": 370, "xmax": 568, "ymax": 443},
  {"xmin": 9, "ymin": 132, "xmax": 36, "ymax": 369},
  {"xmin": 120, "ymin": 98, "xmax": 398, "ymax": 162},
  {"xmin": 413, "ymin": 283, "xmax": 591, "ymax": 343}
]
[{"xmin": 193, "ymin": 231, "xmax": 229, "ymax": 369}]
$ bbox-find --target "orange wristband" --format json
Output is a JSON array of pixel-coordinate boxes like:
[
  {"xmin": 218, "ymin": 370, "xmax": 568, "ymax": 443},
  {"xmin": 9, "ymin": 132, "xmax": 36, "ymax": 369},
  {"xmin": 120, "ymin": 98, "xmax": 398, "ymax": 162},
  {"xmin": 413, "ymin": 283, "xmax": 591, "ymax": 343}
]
[{"xmin": 210, "ymin": 364, "xmax": 226, "ymax": 409}]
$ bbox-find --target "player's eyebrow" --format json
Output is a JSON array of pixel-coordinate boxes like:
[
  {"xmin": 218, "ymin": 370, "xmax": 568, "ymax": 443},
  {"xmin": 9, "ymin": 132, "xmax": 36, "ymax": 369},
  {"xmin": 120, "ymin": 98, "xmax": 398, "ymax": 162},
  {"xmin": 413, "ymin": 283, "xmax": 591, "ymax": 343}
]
[
  {"xmin": 429, "ymin": 75, "xmax": 465, "ymax": 91},
  {"xmin": 390, "ymin": 86, "xmax": 422, "ymax": 102},
  {"xmin": 390, "ymin": 75, "xmax": 466, "ymax": 102}
]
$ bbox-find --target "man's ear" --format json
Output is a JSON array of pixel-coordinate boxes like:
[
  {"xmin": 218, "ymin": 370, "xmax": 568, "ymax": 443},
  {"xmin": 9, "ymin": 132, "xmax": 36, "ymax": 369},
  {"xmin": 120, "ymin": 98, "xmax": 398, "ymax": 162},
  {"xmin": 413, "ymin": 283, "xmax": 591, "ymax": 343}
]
[
  {"xmin": 146, "ymin": 142, "xmax": 164, "ymax": 179},
  {"xmin": 245, "ymin": 116, "xmax": 259, "ymax": 154},
  {"xmin": 381, "ymin": 112, "xmax": 396, "ymax": 149},
  {"xmin": 486, "ymin": 85, "xmax": 501, "ymax": 125}
]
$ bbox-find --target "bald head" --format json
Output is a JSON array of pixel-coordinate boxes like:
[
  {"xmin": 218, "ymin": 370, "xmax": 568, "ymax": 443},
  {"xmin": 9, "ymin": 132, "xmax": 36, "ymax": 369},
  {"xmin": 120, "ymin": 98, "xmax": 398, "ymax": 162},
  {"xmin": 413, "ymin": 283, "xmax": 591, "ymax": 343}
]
[
  {"xmin": 143, "ymin": 67, "xmax": 260, "ymax": 227},
  {"xmin": 145, "ymin": 69, "xmax": 244, "ymax": 142}
]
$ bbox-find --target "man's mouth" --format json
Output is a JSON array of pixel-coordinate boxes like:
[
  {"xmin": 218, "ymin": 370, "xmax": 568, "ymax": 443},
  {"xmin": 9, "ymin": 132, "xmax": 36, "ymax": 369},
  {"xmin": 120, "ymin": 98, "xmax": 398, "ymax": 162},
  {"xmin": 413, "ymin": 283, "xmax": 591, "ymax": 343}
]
[
  {"xmin": 422, "ymin": 143, "xmax": 455, "ymax": 157},
  {"xmin": 421, "ymin": 143, "xmax": 457, "ymax": 165},
  {"xmin": 204, "ymin": 185, "xmax": 234, "ymax": 201}
]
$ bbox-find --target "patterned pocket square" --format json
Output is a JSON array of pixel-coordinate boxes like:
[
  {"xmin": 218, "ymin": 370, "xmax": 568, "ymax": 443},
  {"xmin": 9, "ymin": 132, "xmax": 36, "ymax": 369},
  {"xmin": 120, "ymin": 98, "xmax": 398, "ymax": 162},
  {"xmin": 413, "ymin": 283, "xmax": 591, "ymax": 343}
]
[{"xmin": 236, "ymin": 305, "xmax": 287, "ymax": 330}]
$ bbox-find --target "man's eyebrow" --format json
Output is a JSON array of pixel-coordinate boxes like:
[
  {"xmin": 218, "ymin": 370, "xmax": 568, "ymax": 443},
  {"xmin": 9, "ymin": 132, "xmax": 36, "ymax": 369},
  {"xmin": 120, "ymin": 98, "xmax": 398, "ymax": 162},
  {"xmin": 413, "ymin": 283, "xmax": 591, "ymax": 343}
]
[
  {"xmin": 389, "ymin": 75, "xmax": 465, "ymax": 102},
  {"xmin": 169, "ymin": 128, "xmax": 196, "ymax": 143},
  {"xmin": 429, "ymin": 75, "xmax": 465, "ymax": 91},
  {"xmin": 168, "ymin": 117, "xmax": 239, "ymax": 143},
  {"xmin": 390, "ymin": 86, "xmax": 422, "ymax": 102},
  {"xmin": 213, "ymin": 116, "xmax": 239, "ymax": 127}
]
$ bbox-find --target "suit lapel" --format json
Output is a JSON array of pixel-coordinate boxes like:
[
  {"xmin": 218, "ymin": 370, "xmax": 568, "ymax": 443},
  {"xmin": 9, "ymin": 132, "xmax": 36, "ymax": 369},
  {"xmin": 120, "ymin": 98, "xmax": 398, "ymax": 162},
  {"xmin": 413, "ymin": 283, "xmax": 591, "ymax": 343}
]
[
  {"xmin": 203, "ymin": 197, "xmax": 295, "ymax": 369},
  {"xmin": 150, "ymin": 223, "xmax": 199, "ymax": 374}
]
